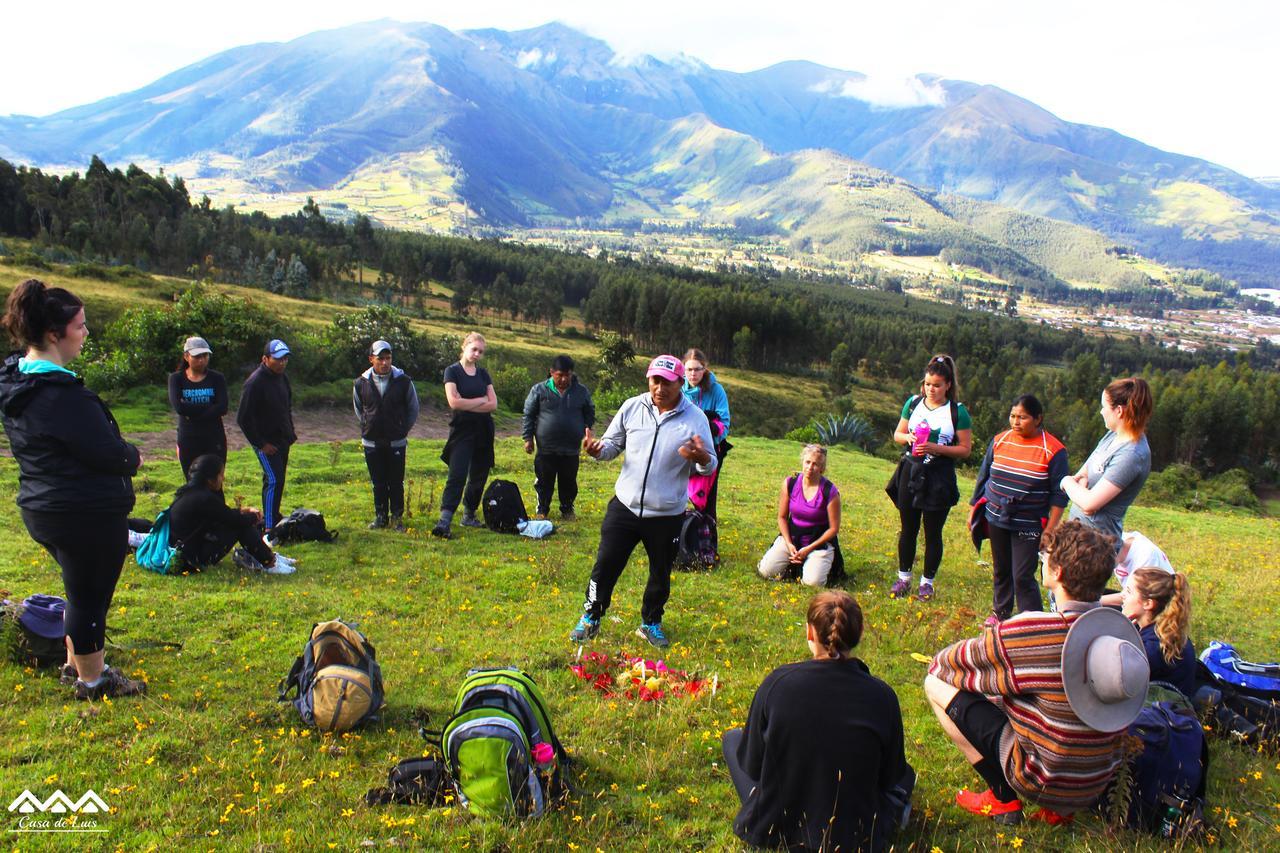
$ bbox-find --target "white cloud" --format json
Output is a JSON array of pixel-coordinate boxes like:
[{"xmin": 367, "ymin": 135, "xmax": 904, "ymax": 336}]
[
  {"xmin": 812, "ymin": 75, "xmax": 947, "ymax": 110},
  {"xmin": 515, "ymin": 48, "xmax": 555, "ymax": 68}
]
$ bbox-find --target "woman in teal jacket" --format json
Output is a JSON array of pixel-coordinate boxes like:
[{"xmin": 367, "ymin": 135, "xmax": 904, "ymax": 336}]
[{"xmin": 682, "ymin": 348, "xmax": 731, "ymax": 519}]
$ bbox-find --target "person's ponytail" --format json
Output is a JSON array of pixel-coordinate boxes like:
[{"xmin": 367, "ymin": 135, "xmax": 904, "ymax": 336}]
[
  {"xmin": 1, "ymin": 279, "xmax": 84, "ymax": 350},
  {"xmin": 1132, "ymin": 567, "xmax": 1191, "ymax": 665}
]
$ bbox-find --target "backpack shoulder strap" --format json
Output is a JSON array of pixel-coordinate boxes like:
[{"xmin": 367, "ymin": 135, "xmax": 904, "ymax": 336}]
[
  {"xmin": 950, "ymin": 398, "xmax": 960, "ymax": 430},
  {"xmin": 277, "ymin": 654, "xmax": 305, "ymax": 701}
]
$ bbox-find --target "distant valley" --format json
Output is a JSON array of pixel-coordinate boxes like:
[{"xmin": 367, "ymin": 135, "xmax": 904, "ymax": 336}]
[{"xmin": 1, "ymin": 19, "xmax": 1277, "ymax": 292}]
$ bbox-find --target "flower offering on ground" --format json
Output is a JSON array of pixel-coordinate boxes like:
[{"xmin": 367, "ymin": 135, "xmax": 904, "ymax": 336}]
[{"xmin": 570, "ymin": 652, "xmax": 717, "ymax": 701}]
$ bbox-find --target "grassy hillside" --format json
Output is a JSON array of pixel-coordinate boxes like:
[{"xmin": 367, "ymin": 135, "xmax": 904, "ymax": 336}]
[{"xmin": 1, "ymin": 431, "xmax": 1276, "ymax": 849}]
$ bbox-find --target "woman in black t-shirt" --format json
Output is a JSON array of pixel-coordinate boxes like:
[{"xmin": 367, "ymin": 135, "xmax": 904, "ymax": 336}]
[
  {"xmin": 167, "ymin": 336, "xmax": 228, "ymax": 478},
  {"xmin": 723, "ymin": 590, "xmax": 914, "ymax": 852},
  {"xmin": 431, "ymin": 332, "xmax": 498, "ymax": 539}
]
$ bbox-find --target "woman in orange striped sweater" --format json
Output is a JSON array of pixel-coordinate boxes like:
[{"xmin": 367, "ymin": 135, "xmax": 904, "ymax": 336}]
[{"xmin": 970, "ymin": 394, "xmax": 1069, "ymax": 625}]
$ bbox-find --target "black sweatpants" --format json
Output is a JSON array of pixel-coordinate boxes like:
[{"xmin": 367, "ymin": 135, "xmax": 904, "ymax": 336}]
[
  {"xmin": 254, "ymin": 445, "xmax": 290, "ymax": 531},
  {"xmin": 583, "ymin": 497, "xmax": 683, "ymax": 625},
  {"xmin": 181, "ymin": 513, "xmax": 274, "ymax": 569},
  {"xmin": 533, "ymin": 452, "xmax": 580, "ymax": 514},
  {"xmin": 21, "ymin": 509, "xmax": 128, "ymax": 655},
  {"xmin": 177, "ymin": 434, "xmax": 227, "ymax": 480},
  {"xmin": 364, "ymin": 444, "xmax": 407, "ymax": 519},
  {"xmin": 988, "ymin": 524, "xmax": 1043, "ymax": 619},
  {"xmin": 897, "ymin": 504, "xmax": 951, "ymax": 580},
  {"xmin": 441, "ymin": 432, "xmax": 490, "ymax": 515}
]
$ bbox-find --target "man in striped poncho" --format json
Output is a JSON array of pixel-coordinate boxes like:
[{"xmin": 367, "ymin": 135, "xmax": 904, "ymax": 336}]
[{"xmin": 924, "ymin": 520, "xmax": 1128, "ymax": 826}]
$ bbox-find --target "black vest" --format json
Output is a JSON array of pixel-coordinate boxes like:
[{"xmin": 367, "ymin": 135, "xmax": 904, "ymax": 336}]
[{"xmin": 355, "ymin": 372, "xmax": 413, "ymax": 444}]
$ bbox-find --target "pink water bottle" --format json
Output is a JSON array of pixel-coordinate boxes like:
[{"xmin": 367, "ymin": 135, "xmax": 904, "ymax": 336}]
[{"xmin": 913, "ymin": 422, "xmax": 931, "ymax": 455}]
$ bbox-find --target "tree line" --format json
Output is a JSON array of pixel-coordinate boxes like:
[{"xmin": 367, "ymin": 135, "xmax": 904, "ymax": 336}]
[{"xmin": 1, "ymin": 157, "xmax": 1277, "ymax": 480}]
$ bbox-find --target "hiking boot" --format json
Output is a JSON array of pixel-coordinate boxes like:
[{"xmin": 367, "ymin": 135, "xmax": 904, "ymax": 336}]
[
  {"xmin": 389, "ymin": 516, "xmax": 406, "ymax": 532},
  {"xmin": 917, "ymin": 581, "xmax": 935, "ymax": 602},
  {"xmin": 636, "ymin": 622, "xmax": 670, "ymax": 649},
  {"xmin": 570, "ymin": 615, "xmax": 600, "ymax": 642},
  {"xmin": 232, "ymin": 547, "xmax": 268, "ymax": 572},
  {"xmin": 369, "ymin": 514, "xmax": 388, "ymax": 530},
  {"xmin": 460, "ymin": 514, "xmax": 484, "ymax": 528},
  {"xmin": 560, "ymin": 508, "xmax": 576, "ymax": 521},
  {"xmin": 430, "ymin": 521, "xmax": 452, "ymax": 540},
  {"xmin": 74, "ymin": 666, "xmax": 147, "ymax": 701},
  {"xmin": 955, "ymin": 788, "xmax": 1023, "ymax": 825},
  {"xmin": 889, "ymin": 577, "xmax": 912, "ymax": 599},
  {"xmin": 59, "ymin": 663, "xmax": 78, "ymax": 686}
]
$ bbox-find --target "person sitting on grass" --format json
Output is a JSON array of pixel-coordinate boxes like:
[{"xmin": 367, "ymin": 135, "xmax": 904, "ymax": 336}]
[
  {"xmin": 924, "ymin": 520, "xmax": 1149, "ymax": 826},
  {"xmin": 723, "ymin": 590, "xmax": 913, "ymax": 852},
  {"xmin": 1122, "ymin": 567, "xmax": 1195, "ymax": 698},
  {"xmin": 757, "ymin": 443, "xmax": 843, "ymax": 587},
  {"xmin": 167, "ymin": 454, "xmax": 295, "ymax": 574}
]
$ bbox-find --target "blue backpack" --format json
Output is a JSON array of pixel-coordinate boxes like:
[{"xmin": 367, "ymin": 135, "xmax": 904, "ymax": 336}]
[
  {"xmin": 1200, "ymin": 641, "xmax": 1280, "ymax": 699},
  {"xmin": 135, "ymin": 509, "xmax": 182, "ymax": 575},
  {"xmin": 1105, "ymin": 685, "xmax": 1207, "ymax": 836}
]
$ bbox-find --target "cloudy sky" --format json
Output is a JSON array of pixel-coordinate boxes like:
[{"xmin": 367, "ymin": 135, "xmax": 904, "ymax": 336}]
[{"xmin": 4, "ymin": 0, "xmax": 1276, "ymax": 176}]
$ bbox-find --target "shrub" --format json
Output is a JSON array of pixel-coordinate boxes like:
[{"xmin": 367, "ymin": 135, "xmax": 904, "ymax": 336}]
[
  {"xmin": 321, "ymin": 305, "xmax": 445, "ymax": 379},
  {"xmin": 489, "ymin": 364, "xmax": 534, "ymax": 412},
  {"xmin": 813, "ymin": 413, "xmax": 876, "ymax": 450},
  {"xmin": 1141, "ymin": 463, "xmax": 1260, "ymax": 512},
  {"xmin": 784, "ymin": 423, "xmax": 821, "ymax": 444},
  {"xmin": 1, "ymin": 250, "xmax": 51, "ymax": 271},
  {"xmin": 85, "ymin": 284, "xmax": 284, "ymax": 388}
]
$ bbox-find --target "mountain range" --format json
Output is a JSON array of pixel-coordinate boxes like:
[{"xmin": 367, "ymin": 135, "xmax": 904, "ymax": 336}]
[{"xmin": 2, "ymin": 19, "xmax": 1277, "ymax": 287}]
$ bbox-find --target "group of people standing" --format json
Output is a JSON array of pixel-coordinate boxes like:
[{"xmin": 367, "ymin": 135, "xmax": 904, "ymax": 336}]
[{"xmin": 5, "ymin": 276, "xmax": 1206, "ymax": 851}]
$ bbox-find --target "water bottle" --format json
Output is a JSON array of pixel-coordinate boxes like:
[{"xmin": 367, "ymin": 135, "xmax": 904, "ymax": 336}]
[
  {"xmin": 913, "ymin": 422, "xmax": 931, "ymax": 460},
  {"xmin": 1158, "ymin": 792, "xmax": 1186, "ymax": 838}
]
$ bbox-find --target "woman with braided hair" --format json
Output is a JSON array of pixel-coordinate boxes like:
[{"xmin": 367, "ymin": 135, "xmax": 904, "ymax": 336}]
[
  {"xmin": 722, "ymin": 590, "xmax": 914, "ymax": 851},
  {"xmin": 1122, "ymin": 567, "xmax": 1195, "ymax": 697}
]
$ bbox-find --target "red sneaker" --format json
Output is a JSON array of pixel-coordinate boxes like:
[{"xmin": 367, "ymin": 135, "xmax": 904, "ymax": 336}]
[
  {"xmin": 955, "ymin": 788, "xmax": 1023, "ymax": 825},
  {"xmin": 1028, "ymin": 807, "xmax": 1074, "ymax": 826}
]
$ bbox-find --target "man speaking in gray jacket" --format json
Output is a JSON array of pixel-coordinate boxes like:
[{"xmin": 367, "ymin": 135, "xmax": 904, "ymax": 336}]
[{"xmin": 570, "ymin": 354, "xmax": 717, "ymax": 649}]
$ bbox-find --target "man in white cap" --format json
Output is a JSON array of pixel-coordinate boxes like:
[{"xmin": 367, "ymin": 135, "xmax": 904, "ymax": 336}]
[
  {"xmin": 924, "ymin": 519, "xmax": 1149, "ymax": 827},
  {"xmin": 353, "ymin": 340, "xmax": 419, "ymax": 531},
  {"xmin": 569, "ymin": 354, "xmax": 717, "ymax": 649},
  {"xmin": 237, "ymin": 339, "xmax": 296, "ymax": 535}
]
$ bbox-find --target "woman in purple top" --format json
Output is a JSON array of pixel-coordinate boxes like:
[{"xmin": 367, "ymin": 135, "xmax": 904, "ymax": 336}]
[{"xmin": 758, "ymin": 444, "xmax": 843, "ymax": 586}]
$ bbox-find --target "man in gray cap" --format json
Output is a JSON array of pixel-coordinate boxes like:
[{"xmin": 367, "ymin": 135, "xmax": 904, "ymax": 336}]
[
  {"xmin": 354, "ymin": 340, "xmax": 419, "ymax": 531},
  {"xmin": 237, "ymin": 339, "xmax": 296, "ymax": 535},
  {"xmin": 924, "ymin": 520, "xmax": 1148, "ymax": 826}
]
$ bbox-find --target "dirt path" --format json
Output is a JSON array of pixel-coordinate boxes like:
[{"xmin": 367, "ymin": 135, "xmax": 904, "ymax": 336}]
[{"xmin": 1, "ymin": 403, "xmax": 519, "ymax": 459}]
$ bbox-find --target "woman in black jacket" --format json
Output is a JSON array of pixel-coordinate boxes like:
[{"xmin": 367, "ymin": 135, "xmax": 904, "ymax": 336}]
[
  {"xmin": 167, "ymin": 454, "xmax": 293, "ymax": 574},
  {"xmin": 167, "ymin": 336, "xmax": 228, "ymax": 478},
  {"xmin": 722, "ymin": 590, "xmax": 914, "ymax": 851},
  {"xmin": 0, "ymin": 279, "xmax": 144, "ymax": 700}
]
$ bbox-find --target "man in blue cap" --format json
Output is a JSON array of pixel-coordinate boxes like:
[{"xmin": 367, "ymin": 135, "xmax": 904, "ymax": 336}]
[
  {"xmin": 237, "ymin": 339, "xmax": 296, "ymax": 535},
  {"xmin": 354, "ymin": 339, "xmax": 419, "ymax": 531}
]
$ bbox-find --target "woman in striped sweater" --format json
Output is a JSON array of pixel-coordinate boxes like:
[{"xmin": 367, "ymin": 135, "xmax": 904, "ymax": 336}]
[
  {"xmin": 923, "ymin": 520, "xmax": 1126, "ymax": 825},
  {"xmin": 970, "ymin": 394, "xmax": 1068, "ymax": 625}
]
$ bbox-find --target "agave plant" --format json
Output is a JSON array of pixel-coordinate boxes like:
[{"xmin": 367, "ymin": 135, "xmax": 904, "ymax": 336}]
[{"xmin": 813, "ymin": 413, "xmax": 876, "ymax": 450}]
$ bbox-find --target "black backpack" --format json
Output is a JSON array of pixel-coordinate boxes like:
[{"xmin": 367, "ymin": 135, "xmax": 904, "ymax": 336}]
[
  {"xmin": 482, "ymin": 480, "xmax": 528, "ymax": 533},
  {"xmin": 673, "ymin": 509, "xmax": 719, "ymax": 572},
  {"xmin": 272, "ymin": 509, "xmax": 339, "ymax": 544}
]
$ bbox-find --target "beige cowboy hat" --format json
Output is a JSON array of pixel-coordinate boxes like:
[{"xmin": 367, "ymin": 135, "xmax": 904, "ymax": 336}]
[{"xmin": 1061, "ymin": 607, "xmax": 1150, "ymax": 732}]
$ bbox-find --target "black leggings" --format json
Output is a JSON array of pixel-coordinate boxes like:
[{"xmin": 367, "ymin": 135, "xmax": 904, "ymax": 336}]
[
  {"xmin": 897, "ymin": 505, "xmax": 951, "ymax": 579},
  {"xmin": 441, "ymin": 432, "xmax": 491, "ymax": 515},
  {"xmin": 181, "ymin": 514, "xmax": 274, "ymax": 569},
  {"xmin": 583, "ymin": 498, "xmax": 684, "ymax": 625},
  {"xmin": 21, "ymin": 509, "xmax": 128, "ymax": 655}
]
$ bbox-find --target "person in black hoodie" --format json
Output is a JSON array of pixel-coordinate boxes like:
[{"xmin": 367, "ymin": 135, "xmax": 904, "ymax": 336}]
[
  {"xmin": 167, "ymin": 336, "xmax": 228, "ymax": 478},
  {"xmin": 236, "ymin": 339, "xmax": 296, "ymax": 535},
  {"xmin": 166, "ymin": 454, "xmax": 294, "ymax": 574},
  {"xmin": 353, "ymin": 339, "xmax": 419, "ymax": 531},
  {"xmin": 723, "ymin": 590, "xmax": 914, "ymax": 852},
  {"xmin": 522, "ymin": 354, "xmax": 594, "ymax": 520},
  {"xmin": 0, "ymin": 279, "xmax": 145, "ymax": 701}
]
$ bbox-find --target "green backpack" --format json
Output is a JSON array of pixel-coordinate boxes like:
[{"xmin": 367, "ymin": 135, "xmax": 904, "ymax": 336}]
[{"xmin": 436, "ymin": 667, "xmax": 569, "ymax": 818}]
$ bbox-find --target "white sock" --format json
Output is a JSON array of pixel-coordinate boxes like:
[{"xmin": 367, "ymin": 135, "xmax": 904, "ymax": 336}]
[{"xmin": 898, "ymin": 571, "xmax": 913, "ymax": 582}]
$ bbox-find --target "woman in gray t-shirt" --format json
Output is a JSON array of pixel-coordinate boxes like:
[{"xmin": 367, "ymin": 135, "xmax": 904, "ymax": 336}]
[{"xmin": 1061, "ymin": 377, "xmax": 1154, "ymax": 549}]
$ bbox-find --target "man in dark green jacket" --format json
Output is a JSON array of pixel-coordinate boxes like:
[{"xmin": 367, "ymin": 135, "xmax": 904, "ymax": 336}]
[{"xmin": 522, "ymin": 355, "xmax": 594, "ymax": 519}]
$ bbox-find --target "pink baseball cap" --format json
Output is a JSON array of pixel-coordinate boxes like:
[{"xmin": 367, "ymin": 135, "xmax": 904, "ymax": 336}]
[{"xmin": 646, "ymin": 354, "xmax": 684, "ymax": 382}]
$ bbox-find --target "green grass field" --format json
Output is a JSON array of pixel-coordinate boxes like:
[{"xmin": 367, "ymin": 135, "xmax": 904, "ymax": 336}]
[{"xmin": 2, "ymin": 430, "xmax": 1278, "ymax": 850}]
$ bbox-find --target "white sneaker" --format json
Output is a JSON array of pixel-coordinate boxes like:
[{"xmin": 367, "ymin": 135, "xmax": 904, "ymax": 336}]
[
  {"xmin": 264, "ymin": 560, "xmax": 296, "ymax": 575},
  {"xmin": 273, "ymin": 553, "xmax": 297, "ymax": 569},
  {"xmin": 127, "ymin": 530, "xmax": 148, "ymax": 549}
]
